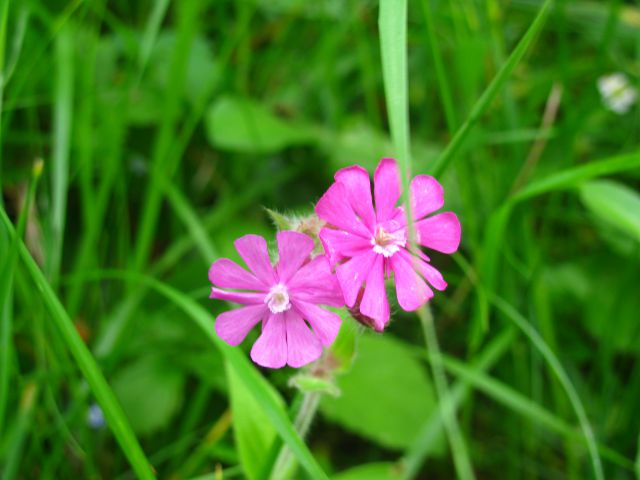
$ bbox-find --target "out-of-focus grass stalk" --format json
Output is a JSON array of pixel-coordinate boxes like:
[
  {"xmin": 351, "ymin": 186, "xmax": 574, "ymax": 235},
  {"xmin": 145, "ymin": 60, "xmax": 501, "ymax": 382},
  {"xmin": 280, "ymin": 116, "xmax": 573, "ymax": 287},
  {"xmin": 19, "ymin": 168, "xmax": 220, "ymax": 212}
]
[
  {"xmin": 379, "ymin": 1, "xmax": 475, "ymax": 478},
  {"xmin": 0, "ymin": 160, "xmax": 42, "ymax": 438},
  {"xmin": 635, "ymin": 432, "xmax": 640, "ymax": 480},
  {"xmin": 0, "ymin": 0, "xmax": 11, "ymax": 437},
  {"xmin": 133, "ymin": 0, "xmax": 201, "ymax": 271},
  {"xmin": 269, "ymin": 392, "xmax": 321, "ymax": 480},
  {"xmin": 420, "ymin": 0, "xmax": 457, "ymax": 134},
  {"xmin": 2, "ymin": 382, "xmax": 38, "ymax": 480},
  {"xmin": 0, "ymin": 209, "xmax": 156, "ymax": 480},
  {"xmin": 492, "ymin": 295, "xmax": 604, "ymax": 480},
  {"xmin": 137, "ymin": 0, "xmax": 170, "ymax": 78},
  {"xmin": 400, "ymin": 328, "xmax": 515, "ymax": 479},
  {"xmin": 429, "ymin": 0, "xmax": 554, "ymax": 178},
  {"xmin": 48, "ymin": 24, "xmax": 73, "ymax": 285},
  {"xmin": 93, "ymin": 0, "xmax": 202, "ymax": 360},
  {"xmin": 0, "ymin": 0, "xmax": 9, "ymax": 194}
]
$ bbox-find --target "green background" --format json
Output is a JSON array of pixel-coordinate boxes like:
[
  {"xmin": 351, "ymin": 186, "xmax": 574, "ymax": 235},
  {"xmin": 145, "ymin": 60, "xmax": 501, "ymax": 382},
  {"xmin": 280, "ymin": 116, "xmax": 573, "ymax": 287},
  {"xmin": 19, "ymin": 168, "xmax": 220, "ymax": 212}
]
[{"xmin": 1, "ymin": 0, "xmax": 639, "ymax": 479}]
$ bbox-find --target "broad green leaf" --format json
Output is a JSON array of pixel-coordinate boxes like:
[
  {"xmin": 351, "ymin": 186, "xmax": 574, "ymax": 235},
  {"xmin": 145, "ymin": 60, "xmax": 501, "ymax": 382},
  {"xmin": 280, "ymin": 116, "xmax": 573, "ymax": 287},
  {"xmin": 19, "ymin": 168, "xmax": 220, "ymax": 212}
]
[
  {"xmin": 128, "ymin": 32, "xmax": 219, "ymax": 125},
  {"xmin": 112, "ymin": 355, "xmax": 185, "ymax": 435},
  {"xmin": 334, "ymin": 463, "xmax": 402, "ymax": 480},
  {"xmin": 226, "ymin": 364, "xmax": 277, "ymax": 480},
  {"xmin": 321, "ymin": 334, "xmax": 437, "ymax": 450},
  {"xmin": 147, "ymin": 32, "xmax": 219, "ymax": 106},
  {"xmin": 579, "ymin": 179, "xmax": 640, "ymax": 243},
  {"xmin": 205, "ymin": 96, "xmax": 316, "ymax": 153}
]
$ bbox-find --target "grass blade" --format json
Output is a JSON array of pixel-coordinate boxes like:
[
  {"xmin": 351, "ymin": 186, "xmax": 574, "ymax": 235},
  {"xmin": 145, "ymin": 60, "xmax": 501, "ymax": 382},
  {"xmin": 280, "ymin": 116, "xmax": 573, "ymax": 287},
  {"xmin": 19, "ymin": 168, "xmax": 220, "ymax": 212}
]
[
  {"xmin": 379, "ymin": 1, "xmax": 475, "ymax": 478},
  {"xmin": 137, "ymin": 0, "xmax": 171, "ymax": 77},
  {"xmin": 0, "ymin": 161, "xmax": 42, "ymax": 437},
  {"xmin": 635, "ymin": 434, "xmax": 640, "ymax": 480},
  {"xmin": 379, "ymin": 0, "xmax": 411, "ymax": 174},
  {"xmin": 512, "ymin": 150, "xmax": 640, "ymax": 203},
  {"xmin": 476, "ymin": 149, "xmax": 640, "ymax": 335},
  {"xmin": 133, "ymin": 0, "xmax": 201, "ymax": 271},
  {"xmin": 0, "ymin": 208, "xmax": 156, "ymax": 480},
  {"xmin": 400, "ymin": 328, "xmax": 515, "ymax": 479},
  {"xmin": 429, "ymin": 0, "xmax": 554, "ymax": 177},
  {"xmin": 491, "ymin": 295, "xmax": 604, "ymax": 480},
  {"xmin": 420, "ymin": 0, "xmax": 457, "ymax": 133},
  {"xmin": 48, "ymin": 23, "xmax": 73, "ymax": 284},
  {"xmin": 437, "ymin": 354, "xmax": 633, "ymax": 471}
]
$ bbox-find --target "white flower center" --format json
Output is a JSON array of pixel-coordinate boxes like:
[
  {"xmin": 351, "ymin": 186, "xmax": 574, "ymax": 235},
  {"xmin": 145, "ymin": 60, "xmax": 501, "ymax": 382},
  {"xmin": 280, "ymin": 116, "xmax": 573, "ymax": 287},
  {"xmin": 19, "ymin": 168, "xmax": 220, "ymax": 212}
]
[
  {"xmin": 265, "ymin": 283, "xmax": 291, "ymax": 314},
  {"xmin": 371, "ymin": 226, "xmax": 406, "ymax": 257}
]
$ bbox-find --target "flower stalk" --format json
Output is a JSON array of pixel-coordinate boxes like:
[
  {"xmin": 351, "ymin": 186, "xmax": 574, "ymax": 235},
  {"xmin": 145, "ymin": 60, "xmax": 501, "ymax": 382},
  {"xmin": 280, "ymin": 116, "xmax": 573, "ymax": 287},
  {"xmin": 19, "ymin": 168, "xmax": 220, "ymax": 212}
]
[{"xmin": 270, "ymin": 391, "xmax": 321, "ymax": 480}]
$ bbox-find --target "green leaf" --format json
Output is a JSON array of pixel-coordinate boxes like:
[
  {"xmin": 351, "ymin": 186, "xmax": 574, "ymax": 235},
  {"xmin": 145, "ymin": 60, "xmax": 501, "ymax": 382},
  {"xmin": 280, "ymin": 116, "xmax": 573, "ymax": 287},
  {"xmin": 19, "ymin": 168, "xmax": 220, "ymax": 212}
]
[
  {"xmin": 147, "ymin": 32, "xmax": 219, "ymax": 106},
  {"xmin": 333, "ymin": 462, "xmax": 402, "ymax": 480},
  {"xmin": 112, "ymin": 355, "xmax": 185, "ymax": 435},
  {"xmin": 226, "ymin": 364, "xmax": 277, "ymax": 480},
  {"xmin": 205, "ymin": 95, "xmax": 316, "ymax": 153},
  {"xmin": 128, "ymin": 32, "xmax": 220, "ymax": 125},
  {"xmin": 579, "ymin": 179, "xmax": 640, "ymax": 243},
  {"xmin": 321, "ymin": 334, "xmax": 437, "ymax": 450}
]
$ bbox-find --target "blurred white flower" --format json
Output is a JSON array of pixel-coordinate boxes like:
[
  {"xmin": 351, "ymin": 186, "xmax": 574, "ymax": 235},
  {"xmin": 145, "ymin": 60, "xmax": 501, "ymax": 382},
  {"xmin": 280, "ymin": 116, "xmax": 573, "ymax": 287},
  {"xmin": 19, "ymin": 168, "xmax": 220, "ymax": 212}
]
[{"xmin": 597, "ymin": 72, "xmax": 637, "ymax": 114}]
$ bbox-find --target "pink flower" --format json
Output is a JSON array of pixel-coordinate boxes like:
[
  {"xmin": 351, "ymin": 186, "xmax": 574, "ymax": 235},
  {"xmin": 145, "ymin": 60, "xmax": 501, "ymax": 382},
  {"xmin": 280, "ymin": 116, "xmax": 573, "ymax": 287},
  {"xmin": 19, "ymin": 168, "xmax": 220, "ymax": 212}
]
[
  {"xmin": 315, "ymin": 158, "xmax": 460, "ymax": 331},
  {"xmin": 209, "ymin": 231, "xmax": 344, "ymax": 369}
]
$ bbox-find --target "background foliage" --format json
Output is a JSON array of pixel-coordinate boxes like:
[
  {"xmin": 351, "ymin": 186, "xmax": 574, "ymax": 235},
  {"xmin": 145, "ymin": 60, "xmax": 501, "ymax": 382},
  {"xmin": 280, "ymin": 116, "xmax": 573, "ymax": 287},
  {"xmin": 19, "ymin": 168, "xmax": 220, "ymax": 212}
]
[{"xmin": 1, "ymin": 0, "xmax": 639, "ymax": 479}]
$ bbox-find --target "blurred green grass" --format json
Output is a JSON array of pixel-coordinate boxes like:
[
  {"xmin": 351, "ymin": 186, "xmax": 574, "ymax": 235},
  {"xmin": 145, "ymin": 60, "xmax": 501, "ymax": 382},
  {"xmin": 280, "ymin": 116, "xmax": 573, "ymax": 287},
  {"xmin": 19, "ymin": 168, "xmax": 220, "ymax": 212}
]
[{"xmin": 1, "ymin": 0, "xmax": 640, "ymax": 479}]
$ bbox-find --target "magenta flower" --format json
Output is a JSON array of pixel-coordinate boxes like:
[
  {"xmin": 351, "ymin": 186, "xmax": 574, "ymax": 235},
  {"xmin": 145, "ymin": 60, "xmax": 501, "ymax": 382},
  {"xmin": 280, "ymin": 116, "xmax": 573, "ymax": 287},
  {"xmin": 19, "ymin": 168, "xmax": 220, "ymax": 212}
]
[
  {"xmin": 315, "ymin": 158, "xmax": 460, "ymax": 331},
  {"xmin": 209, "ymin": 231, "xmax": 344, "ymax": 369}
]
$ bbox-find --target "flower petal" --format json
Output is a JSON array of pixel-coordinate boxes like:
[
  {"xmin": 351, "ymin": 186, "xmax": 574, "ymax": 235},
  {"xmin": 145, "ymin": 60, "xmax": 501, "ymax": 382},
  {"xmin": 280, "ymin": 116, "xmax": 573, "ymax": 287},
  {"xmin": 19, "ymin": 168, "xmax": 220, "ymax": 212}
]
[
  {"xmin": 410, "ymin": 175, "xmax": 444, "ymax": 220},
  {"xmin": 292, "ymin": 300, "xmax": 342, "ymax": 346},
  {"xmin": 234, "ymin": 234, "xmax": 277, "ymax": 285},
  {"xmin": 214, "ymin": 304, "xmax": 267, "ymax": 346},
  {"xmin": 276, "ymin": 230, "xmax": 314, "ymax": 283},
  {"xmin": 292, "ymin": 289, "xmax": 344, "ymax": 308},
  {"xmin": 250, "ymin": 313, "xmax": 287, "ymax": 369},
  {"xmin": 287, "ymin": 255, "xmax": 331, "ymax": 288},
  {"xmin": 315, "ymin": 182, "xmax": 371, "ymax": 237},
  {"xmin": 415, "ymin": 212, "xmax": 461, "ymax": 254},
  {"xmin": 398, "ymin": 250, "xmax": 446, "ymax": 291},
  {"xmin": 374, "ymin": 158, "xmax": 401, "ymax": 222},
  {"xmin": 336, "ymin": 250, "xmax": 378, "ymax": 307},
  {"xmin": 335, "ymin": 165, "xmax": 376, "ymax": 231},
  {"xmin": 288, "ymin": 255, "xmax": 345, "ymax": 307},
  {"xmin": 285, "ymin": 309, "xmax": 323, "ymax": 368},
  {"xmin": 209, "ymin": 258, "xmax": 266, "ymax": 291},
  {"xmin": 209, "ymin": 287, "xmax": 265, "ymax": 305},
  {"xmin": 390, "ymin": 252, "xmax": 433, "ymax": 311},
  {"xmin": 359, "ymin": 255, "xmax": 390, "ymax": 331},
  {"xmin": 319, "ymin": 228, "xmax": 371, "ymax": 267}
]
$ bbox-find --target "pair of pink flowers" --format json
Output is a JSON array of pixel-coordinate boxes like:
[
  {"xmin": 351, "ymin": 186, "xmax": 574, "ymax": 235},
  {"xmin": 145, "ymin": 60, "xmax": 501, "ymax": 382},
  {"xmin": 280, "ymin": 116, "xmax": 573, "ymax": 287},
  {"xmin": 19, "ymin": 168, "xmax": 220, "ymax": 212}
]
[{"xmin": 209, "ymin": 158, "xmax": 461, "ymax": 368}]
